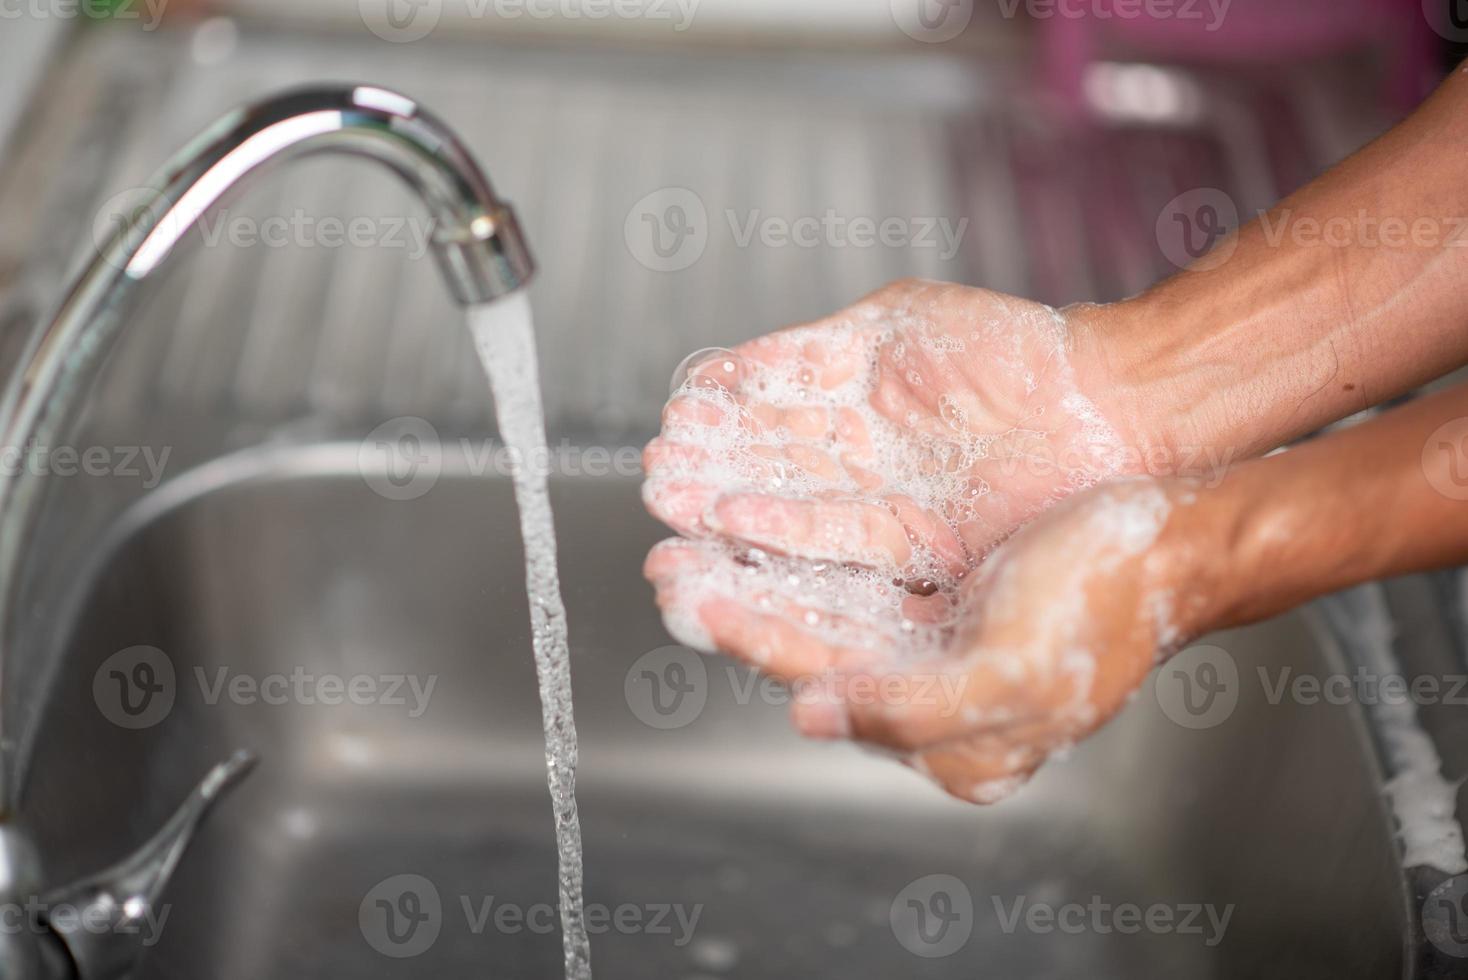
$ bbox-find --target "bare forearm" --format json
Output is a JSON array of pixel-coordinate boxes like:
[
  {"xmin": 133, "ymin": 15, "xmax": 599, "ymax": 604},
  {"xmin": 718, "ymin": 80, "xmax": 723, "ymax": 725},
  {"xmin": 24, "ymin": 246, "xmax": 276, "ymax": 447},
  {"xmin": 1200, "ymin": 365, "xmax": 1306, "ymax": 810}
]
[
  {"xmin": 1178, "ymin": 384, "xmax": 1468, "ymax": 632},
  {"xmin": 1092, "ymin": 68, "xmax": 1468, "ymax": 462}
]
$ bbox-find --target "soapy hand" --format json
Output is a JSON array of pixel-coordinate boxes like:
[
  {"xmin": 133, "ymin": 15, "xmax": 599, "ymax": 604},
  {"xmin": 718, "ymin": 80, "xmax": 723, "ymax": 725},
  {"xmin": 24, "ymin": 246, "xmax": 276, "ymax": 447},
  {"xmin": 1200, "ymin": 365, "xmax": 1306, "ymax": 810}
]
[
  {"xmin": 645, "ymin": 478, "xmax": 1193, "ymax": 802},
  {"xmin": 642, "ymin": 278, "xmax": 1185, "ymax": 802},
  {"xmin": 643, "ymin": 278, "xmax": 1145, "ymax": 566}
]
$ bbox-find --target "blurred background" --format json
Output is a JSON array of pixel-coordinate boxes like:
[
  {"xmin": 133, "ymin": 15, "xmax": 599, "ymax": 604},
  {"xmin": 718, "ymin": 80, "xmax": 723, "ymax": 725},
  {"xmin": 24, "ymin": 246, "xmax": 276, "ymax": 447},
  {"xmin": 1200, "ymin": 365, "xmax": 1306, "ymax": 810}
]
[
  {"xmin": 0, "ymin": 0, "xmax": 1462, "ymax": 453},
  {"xmin": 1, "ymin": 6, "xmax": 1466, "ymax": 979}
]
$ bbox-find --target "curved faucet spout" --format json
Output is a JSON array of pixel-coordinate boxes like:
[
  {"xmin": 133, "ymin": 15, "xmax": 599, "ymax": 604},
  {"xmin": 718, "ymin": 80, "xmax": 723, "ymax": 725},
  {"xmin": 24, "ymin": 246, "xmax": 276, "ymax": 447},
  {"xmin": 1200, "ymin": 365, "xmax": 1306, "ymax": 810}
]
[
  {"xmin": 111, "ymin": 83, "xmax": 534, "ymax": 300},
  {"xmin": 0, "ymin": 84, "xmax": 535, "ymax": 815}
]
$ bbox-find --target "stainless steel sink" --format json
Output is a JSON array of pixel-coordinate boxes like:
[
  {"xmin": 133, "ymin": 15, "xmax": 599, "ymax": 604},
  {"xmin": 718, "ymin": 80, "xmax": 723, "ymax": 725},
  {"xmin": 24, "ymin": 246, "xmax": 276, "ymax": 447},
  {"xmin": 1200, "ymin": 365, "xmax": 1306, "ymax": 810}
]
[
  {"xmin": 14, "ymin": 445, "xmax": 1404, "ymax": 978},
  {"xmin": 0, "ymin": 19, "xmax": 1451, "ymax": 980}
]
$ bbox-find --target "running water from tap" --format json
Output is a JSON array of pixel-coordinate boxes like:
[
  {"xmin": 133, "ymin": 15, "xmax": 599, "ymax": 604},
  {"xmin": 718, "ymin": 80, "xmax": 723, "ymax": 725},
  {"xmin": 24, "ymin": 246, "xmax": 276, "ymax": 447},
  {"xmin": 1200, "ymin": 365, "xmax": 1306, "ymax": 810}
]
[{"xmin": 469, "ymin": 293, "xmax": 591, "ymax": 980}]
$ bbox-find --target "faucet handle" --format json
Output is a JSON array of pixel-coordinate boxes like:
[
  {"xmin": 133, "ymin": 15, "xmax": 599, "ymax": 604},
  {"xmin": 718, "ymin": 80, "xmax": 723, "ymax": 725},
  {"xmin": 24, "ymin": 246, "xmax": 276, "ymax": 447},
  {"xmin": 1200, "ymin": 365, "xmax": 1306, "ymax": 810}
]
[{"xmin": 42, "ymin": 751, "xmax": 257, "ymax": 980}]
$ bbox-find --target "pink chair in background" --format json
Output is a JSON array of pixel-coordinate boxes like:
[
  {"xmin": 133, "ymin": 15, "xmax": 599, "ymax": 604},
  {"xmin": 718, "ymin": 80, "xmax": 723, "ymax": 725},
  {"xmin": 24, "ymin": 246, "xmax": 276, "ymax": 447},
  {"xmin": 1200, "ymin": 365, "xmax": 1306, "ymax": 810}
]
[{"xmin": 1043, "ymin": 0, "xmax": 1439, "ymax": 115}]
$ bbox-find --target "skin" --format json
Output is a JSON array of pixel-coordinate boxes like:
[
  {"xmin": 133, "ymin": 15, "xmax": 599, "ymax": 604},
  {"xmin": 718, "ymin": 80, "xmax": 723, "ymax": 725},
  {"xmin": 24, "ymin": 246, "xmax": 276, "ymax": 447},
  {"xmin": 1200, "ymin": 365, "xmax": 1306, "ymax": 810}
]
[{"xmin": 643, "ymin": 66, "xmax": 1468, "ymax": 803}]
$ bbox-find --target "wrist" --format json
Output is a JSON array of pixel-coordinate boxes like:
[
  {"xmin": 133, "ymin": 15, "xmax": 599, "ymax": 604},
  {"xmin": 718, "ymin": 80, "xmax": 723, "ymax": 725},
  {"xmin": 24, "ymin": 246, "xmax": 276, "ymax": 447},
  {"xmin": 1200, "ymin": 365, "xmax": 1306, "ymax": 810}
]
[
  {"xmin": 1153, "ymin": 454, "xmax": 1340, "ymax": 636},
  {"xmin": 1066, "ymin": 297, "xmax": 1233, "ymax": 482},
  {"xmin": 1142, "ymin": 477, "xmax": 1246, "ymax": 642}
]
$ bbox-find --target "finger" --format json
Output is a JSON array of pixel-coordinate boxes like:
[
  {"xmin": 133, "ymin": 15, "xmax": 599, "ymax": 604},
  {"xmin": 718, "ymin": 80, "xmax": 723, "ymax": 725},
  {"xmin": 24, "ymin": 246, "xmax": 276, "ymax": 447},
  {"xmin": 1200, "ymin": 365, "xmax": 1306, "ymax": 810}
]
[
  {"xmin": 642, "ymin": 477, "xmax": 719, "ymax": 536},
  {"xmin": 834, "ymin": 408, "xmax": 875, "ymax": 459},
  {"xmin": 781, "ymin": 444, "xmax": 844, "ymax": 482},
  {"xmin": 883, "ymin": 494, "xmax": 970, "ymax": 577},
  {"xmin": 643, "ymin": 537, "xmax": 708, "ymax": 584},
  {"xmin": 909, "ymin": 740, "xmax": 1044, "ymax": 805},
  {"xmin": 870, "ymin": 372, "xmax": 931, "ymax": 428},
  {"xmin": 843, "ymin": 655, "xmax": 1048, "ymax": 753},
  {"xmin": 800, "ymin": 336, "xmax": 864, "ymax": 389},
  {"xmin": 901, "ymin": 592, "xmax": 955, "ymax": 625},
  {"xmin": 711, "ymin": 493, "xmax": 913, "ymax": 568},
  {"xmin": 642, "ymin": 438, "xmax": 711, "ymax": 475},
  {"xmin": 649, "ymin": 540, "xmax": 905, "ymax": 664},
  {"xmin": 700, "ymin": 596, "xmax": 859, "ymax": 680},
  {"xmin": 661, "ymin": 394, "xmax": 727, "ymax": 429},
  {"xmin": 789, "ymin": 688, "xmax": 852, "ymax": 739},
  {"xmin": 747, "ymin": 403, "xmax": 833, "ymax": 441},
  {"xmin": 731, "ymin": 331, "xmax": 804, "ymax": 371}
]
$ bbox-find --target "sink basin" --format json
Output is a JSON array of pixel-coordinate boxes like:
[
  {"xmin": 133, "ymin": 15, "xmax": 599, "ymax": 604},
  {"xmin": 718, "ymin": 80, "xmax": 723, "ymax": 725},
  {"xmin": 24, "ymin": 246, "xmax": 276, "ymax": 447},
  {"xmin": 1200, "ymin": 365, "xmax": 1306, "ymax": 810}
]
[{"xmin": 17, "ymin": 446, "xmax": 1403, "ymax": 978}]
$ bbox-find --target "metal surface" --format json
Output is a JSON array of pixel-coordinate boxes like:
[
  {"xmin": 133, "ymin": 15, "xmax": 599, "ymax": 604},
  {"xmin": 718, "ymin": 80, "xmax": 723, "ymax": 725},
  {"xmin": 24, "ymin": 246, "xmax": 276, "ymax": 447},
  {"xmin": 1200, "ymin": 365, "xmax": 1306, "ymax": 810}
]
[
  {"xmin": 0, "ymin": 25, "xmax": 1388, "ymax": 443},
  {"xmin": 0, "ymin": 81, "xmax": 533, "ymax": 806},
  {"xmin": 0, "ymin": 19, "xmax": 1444, "ymax": 980},
  {"xmin": 0, "ymin": 80, "xmax": 535, "ymax": 980},
  {"xmin": 19, "ymin": 447, "xmax": 1404, "ymax": 978},
  {"xmin": 37, "ymin": 752, "xmax": 256, "ymax": 980}
]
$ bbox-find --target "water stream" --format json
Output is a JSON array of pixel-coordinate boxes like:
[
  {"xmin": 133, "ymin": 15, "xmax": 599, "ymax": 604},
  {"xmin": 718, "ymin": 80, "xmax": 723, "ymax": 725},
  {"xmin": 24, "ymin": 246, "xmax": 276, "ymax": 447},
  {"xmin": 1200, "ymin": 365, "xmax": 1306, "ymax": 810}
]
[{"xmin": 469, "ymin": 293, "xmax": 592, "ymax": 980}]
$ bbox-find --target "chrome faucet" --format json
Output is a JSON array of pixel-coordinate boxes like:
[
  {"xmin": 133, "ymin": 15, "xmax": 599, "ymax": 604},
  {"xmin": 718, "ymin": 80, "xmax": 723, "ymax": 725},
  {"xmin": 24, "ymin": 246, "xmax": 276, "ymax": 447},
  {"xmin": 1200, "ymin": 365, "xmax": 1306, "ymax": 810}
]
[{"xmin": 0, "ymin": 85, "xmax": 535, "ymax": 980}]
